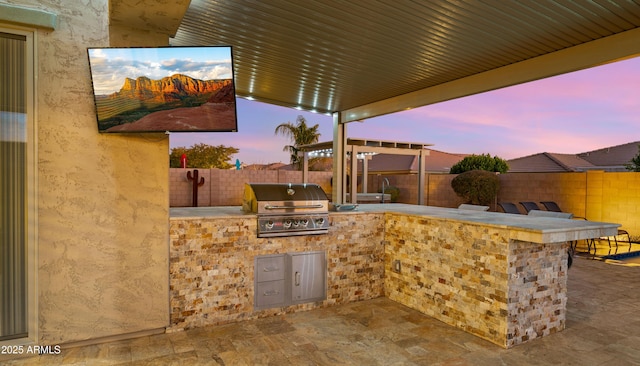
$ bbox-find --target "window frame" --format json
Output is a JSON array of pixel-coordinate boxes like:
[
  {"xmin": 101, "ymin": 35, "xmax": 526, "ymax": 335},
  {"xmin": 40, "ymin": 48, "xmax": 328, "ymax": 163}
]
[{"xmin": 0, "ymin": 23, "xmax": 38, "ymax": 349}]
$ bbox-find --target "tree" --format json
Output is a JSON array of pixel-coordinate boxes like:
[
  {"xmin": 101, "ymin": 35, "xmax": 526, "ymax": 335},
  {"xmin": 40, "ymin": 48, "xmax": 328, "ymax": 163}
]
[
  {"xmin": 451, "ymin": 169, "xmax": 500, "ymax": 205},
  {"xmin": 624, "ymin": 144, "xmax": 640, "ymax": 172},
  {"xmin": 170, "ymin": 143, "xmax": 239, "ymax": 169},
  {"xmin": 449, "ymin": 153, "xmax": 509, "ymax": 174},
  {"xmin": 274, "ymin": 115, "xmax": 321, "ymax": 169}
]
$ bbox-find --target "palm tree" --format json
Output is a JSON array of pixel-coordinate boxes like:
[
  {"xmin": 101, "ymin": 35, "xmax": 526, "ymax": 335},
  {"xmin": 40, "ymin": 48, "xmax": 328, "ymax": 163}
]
[{"xmin": 274, "ymin": 115, "xmax": 321, "ymax": 169}]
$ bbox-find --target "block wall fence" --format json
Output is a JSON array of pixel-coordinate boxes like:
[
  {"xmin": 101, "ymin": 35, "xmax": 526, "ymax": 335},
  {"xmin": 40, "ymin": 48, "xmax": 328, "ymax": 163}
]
[{"xmin": 170, "ymin": 169, "xmax": 640, "ymax": 236}]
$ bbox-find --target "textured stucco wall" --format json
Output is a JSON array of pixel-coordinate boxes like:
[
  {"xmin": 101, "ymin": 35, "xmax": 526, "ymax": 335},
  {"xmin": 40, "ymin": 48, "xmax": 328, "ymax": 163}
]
[{"xmin": 8, "ymin": 0, "xmax": 171, "ymax": 344}]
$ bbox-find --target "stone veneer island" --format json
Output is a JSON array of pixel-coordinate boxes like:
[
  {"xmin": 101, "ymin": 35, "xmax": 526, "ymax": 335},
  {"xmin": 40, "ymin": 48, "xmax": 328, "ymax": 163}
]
[{"xmin": 169, "ymin": 203, "xmax": 618, "ymax": 348}]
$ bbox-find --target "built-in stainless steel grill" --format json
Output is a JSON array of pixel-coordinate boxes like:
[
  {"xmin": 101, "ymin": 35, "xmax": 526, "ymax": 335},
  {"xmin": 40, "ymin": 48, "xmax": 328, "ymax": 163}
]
[{"xmin": 242, "ymin": 183, "xmax": 330, "ymax": 237}]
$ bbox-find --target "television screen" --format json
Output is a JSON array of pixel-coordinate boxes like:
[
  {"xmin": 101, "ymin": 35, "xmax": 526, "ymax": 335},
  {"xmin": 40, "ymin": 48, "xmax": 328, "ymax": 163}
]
[{"xmin": 87, "ymin": 46, "xmax": 237, "ymax": 133}]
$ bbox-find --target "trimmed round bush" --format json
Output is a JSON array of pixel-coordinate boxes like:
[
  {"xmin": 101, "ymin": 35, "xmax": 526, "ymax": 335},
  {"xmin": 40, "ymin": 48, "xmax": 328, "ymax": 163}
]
[
  {"xmin": 449, "ymin": 153, "xmax": 509, "ymax": 174},
  {"xmin": 451, "ymin": 169, "xmax": 500, "ymax": 205}
]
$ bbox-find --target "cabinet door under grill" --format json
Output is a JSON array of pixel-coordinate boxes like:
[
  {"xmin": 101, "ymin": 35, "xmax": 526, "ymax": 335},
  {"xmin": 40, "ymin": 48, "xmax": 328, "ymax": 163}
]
[{"xmin": 289, "ymin": 251, "xmax": 326, "ymax": 304}]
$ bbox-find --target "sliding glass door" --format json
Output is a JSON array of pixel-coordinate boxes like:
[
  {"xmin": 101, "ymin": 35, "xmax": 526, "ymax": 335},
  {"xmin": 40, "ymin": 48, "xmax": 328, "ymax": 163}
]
[{"xmin": 0, "ymin": 30, "xmax": 28, "ymax": 341}]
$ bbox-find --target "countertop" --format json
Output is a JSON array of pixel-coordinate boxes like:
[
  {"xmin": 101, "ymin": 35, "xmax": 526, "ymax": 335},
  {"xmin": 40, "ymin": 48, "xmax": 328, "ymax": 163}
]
[
  {"xmin": 171, "ymin": 206, "xmax": 249, "ymax": 218},
  {"xmin": 170, "ymin": 203, "xmax": 620, "ymax": 243}
]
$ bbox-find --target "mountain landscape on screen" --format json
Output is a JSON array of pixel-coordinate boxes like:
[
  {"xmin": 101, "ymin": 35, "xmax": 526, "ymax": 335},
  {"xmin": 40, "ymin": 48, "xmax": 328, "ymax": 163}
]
[{"xmin": 94, "ymin": 74, "xmax": 236, "ymax": 132}]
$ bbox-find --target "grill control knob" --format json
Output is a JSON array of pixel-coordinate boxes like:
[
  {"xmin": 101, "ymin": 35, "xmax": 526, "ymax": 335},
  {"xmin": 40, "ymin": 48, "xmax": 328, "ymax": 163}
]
[
  {"xmin": 300, "ymin": 218, "xmax": 309, "ymax": 227},
  {"xmin": 315, "ymin": 218, "xmax": 325, "ymax": 226},
  {"xmin": 265, "ymin": 220, "xmax": 274, "ymax": 229},
  {"xmin": 283, "ymin": 219, "xmax": 292, "ymax": 229}
]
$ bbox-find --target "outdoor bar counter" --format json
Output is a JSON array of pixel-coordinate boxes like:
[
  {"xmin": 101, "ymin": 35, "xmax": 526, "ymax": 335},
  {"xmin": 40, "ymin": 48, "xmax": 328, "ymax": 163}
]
[{"xmin": 169, "ymin": 203, "xmax": 619, "ymax": 348}]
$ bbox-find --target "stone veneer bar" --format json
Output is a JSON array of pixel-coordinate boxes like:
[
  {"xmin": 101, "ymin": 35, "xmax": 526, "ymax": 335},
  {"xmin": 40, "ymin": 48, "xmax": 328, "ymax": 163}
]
[
  {"xmin": 169, "ymin": 208, "xmax": 385, "ymax": 331},
  {"xmin": 385, "ymin": 213, "xmax": 561, "ymax": 347},
  {"xmin": 169, "ymin": 204, "xmax": 618, "ymax": 348}
]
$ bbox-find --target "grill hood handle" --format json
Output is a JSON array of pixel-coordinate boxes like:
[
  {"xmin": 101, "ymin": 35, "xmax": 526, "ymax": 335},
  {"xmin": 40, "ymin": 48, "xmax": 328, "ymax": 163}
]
[{"xmin": 264, "ymin": 204, "xmax": 324, "ymax": 210}]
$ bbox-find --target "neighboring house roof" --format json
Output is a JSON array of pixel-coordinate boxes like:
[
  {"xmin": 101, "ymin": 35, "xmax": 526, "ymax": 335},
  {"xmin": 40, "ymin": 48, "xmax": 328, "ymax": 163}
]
[
  {"xmin": 279, "ymin": 149, "xmax": 468, "ymax": 174},
  {"xmin": 276, "ymin": 163, "xmax": 297, "ymax": 171},
  {"xmin": 425, "ymin": 150, "xmax": 470, "ymax": 173},
  {"xmin": 507, "ymin": 153, "xmax": 595, "ymax": 173},
  {"xmin": 366, "ymin": 149, "xmax": 468, "ymax": 174},
  {"xmin": 578, "ymin": 141, "xmax": 640, "ymax": 169},
  {"xmin": 366, "ymin": 154, "xmax": 416, "ymax": 174},
  {"xmin": 244, "ymin": 162, "xmax": 287, "ymax": 170},
  {"xmin": 507, "ymin": 141, "xmax": 639, "ymax": 172},
  {"xmin": 253, "ymin": 141, "xmax": 639, "ymax": 173}
]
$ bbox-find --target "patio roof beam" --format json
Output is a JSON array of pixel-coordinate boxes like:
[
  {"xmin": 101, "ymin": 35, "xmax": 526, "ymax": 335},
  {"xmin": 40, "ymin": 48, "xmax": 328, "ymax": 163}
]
[{"xmin": 331, "ymin": 114, "xmax": 347, "ymax": 204}]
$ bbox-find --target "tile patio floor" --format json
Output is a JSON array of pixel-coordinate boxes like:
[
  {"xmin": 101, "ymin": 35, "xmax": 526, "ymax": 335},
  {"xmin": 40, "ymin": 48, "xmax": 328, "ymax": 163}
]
[{"xmin": 6, "ymin": 255, "xmax": 640, "ymax": 365}]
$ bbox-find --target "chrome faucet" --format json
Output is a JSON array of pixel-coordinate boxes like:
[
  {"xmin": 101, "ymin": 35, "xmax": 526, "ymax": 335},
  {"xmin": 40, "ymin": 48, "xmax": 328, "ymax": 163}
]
[{"xmin": 381, "ymin": 177, "xmax": 390, "ymax": 203}]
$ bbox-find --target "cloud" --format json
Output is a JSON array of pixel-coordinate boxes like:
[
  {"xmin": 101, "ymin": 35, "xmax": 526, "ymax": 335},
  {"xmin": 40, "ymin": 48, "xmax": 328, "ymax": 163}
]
[
  {"xmin": 351, "ymin": 56, "xmax": 640, "ymax": 158},
  {"xmin": 160, "ymin": 59, "xmax": 233, "ymax": 80},
  {"xmin": 88, "ymin": 49, "xmax": 233, "ymax": 94}
]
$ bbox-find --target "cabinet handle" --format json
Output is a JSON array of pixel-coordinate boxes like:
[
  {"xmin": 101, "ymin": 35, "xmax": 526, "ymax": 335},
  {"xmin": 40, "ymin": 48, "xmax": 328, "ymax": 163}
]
[
  {"xmin": 263, "ymin": 290, "xmax": 279, "ymax": 296},
  {"xmin": 295, "ymin": 271, "xmax": 301, "ymax": 286},
  {"xmin": 263, "ymin": 266, "xmax": 279, "ymax": 272}
]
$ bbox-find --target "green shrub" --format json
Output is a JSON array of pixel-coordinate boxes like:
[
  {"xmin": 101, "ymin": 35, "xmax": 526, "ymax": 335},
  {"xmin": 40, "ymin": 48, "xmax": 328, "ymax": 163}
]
[
  {"xmin": 451, "ymin": 170, "xmax": 500, "ymax": 205},
  {"xmin": 624, "ymin": 144, "xmax": 640, "ymax": 172},
  {"xmin": 382, "ymin": 186, "xmax": 400, "ymax": 202},
  {"xmin": 450, "ymin": 153, "xmax": 509, "ymax": 174}
]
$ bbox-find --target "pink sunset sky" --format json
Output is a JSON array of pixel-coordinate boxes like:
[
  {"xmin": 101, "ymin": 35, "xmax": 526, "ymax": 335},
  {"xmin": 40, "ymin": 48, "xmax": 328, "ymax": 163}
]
[{"xmin": 169, "ymin": 56, "xmax": 640, "ymax": 165}]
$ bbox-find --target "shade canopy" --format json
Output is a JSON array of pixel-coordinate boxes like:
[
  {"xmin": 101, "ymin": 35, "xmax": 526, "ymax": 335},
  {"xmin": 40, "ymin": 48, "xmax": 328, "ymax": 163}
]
[{"xmin": 110, "ymin": 0, "xmax": 640, "ymax": 121}]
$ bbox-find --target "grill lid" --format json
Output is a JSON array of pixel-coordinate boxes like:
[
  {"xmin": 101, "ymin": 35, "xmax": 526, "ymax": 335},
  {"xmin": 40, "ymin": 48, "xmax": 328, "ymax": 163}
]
[
  {"xmin": 247, "ymin": 183, "xmax": 328, "ymax": 201},
  {"xmin": 242, "ymin": 183, "xmax": 329, "ymax": 214}
]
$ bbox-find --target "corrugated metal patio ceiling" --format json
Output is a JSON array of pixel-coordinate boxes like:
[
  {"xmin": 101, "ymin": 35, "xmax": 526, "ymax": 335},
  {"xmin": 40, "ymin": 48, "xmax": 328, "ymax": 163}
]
[{"xmin": 167, "ymin": 0, "xmax": 640, "ymax": 120}]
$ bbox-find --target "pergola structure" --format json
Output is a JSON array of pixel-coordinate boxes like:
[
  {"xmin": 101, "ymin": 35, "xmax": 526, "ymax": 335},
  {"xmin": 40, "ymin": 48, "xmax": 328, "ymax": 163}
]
[
  {"xmin": 109, "ymin": 1, "xmax": 640, "ymax": 203},
  {"xmin": 299, "ymin": 138, "xmax": 432, "ymax": 204}
]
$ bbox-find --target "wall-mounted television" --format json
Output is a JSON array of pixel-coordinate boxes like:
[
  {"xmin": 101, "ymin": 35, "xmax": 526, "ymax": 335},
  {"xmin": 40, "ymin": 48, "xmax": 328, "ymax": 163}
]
[{"xmin": 87, "ymin": 46, "xmax": 237, "ymax": 133}]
